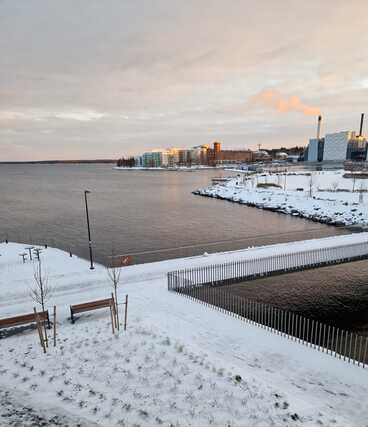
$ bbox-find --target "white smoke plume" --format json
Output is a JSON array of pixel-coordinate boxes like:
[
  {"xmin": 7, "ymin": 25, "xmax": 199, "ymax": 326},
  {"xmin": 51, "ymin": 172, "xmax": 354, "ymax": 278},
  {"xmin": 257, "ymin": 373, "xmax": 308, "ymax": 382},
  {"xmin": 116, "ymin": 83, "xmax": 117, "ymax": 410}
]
[{"xmin": 250, "ymin": 89, "xmax": 321, "ymax": 116}]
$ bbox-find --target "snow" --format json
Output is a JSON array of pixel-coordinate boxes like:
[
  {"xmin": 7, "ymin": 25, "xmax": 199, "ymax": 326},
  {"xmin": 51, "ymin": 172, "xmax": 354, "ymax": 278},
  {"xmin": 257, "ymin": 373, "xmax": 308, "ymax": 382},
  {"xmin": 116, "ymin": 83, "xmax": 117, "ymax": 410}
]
[
  {"xmin": 195, "ymin": 170, "xmax": 368, "ymax": 227},
  {"xmin": 0, "ymin": 242, "xmax": 367, "ymax": 426}
]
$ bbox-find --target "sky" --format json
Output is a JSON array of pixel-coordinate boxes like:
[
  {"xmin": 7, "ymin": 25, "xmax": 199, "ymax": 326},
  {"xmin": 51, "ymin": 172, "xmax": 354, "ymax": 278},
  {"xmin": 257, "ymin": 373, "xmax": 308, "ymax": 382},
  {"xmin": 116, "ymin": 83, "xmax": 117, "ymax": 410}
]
[{"xmin": 1, "ymin": 0, "xmax": 368, "ymax": 161}]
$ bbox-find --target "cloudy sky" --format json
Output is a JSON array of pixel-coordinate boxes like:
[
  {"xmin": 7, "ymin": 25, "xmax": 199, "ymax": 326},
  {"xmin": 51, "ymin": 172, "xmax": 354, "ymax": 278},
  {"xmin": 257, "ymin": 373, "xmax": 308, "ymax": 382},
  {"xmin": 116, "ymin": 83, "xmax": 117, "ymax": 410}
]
[{"xmin": 1, "ymin": 0, "xmax": 368, "ymax": 160}]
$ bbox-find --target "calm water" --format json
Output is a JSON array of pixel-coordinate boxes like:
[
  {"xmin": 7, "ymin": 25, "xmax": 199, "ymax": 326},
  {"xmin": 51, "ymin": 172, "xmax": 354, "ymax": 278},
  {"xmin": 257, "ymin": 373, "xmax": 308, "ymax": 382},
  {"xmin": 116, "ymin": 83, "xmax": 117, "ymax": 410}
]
[
  {"xmin": 1, "ymin": 164, "xmax": 367, "ymax": 332},
  {"xmin": 229, "ymin": 262, "xmax": 368, "ymax": 336},
  {"xmin": 0, "ymin": 164, "xmax": 347, "ymax": 264}
]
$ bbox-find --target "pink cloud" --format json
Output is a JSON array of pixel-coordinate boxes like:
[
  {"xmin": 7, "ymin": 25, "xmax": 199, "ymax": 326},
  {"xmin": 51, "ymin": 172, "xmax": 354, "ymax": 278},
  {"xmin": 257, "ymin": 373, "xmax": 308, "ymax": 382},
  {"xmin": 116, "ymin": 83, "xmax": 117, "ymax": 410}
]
[{"xmin": 251, "ymin": 89, "xmax": 321, "ymax": 116}]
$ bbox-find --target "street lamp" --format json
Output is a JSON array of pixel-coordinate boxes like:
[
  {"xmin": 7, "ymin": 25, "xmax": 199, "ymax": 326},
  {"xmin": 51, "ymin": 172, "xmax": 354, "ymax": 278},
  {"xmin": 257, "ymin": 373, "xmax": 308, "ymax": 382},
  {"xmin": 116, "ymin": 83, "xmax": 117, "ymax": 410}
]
[{"xmin": 84, "ymin": 190, "xmax": 94, "ymax": 270}]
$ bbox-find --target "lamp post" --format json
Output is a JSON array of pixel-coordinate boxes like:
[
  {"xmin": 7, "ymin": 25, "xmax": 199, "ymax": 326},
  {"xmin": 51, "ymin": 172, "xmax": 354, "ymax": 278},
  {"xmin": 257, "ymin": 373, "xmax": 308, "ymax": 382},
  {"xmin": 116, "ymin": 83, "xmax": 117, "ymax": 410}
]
[{"xmin": 84, "ymin": 190, "xmax": 94, "ymax": 270}]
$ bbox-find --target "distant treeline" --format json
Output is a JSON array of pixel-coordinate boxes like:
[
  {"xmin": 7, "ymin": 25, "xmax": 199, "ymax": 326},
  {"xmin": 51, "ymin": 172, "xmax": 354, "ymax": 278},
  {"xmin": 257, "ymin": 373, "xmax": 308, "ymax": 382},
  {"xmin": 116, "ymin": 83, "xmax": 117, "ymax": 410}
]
[
  {"xmin": 117, "ymin": 157, "xmax": 136, "ymax": 167},
  {"xmin": 267, "ymin": 146, "xmax": 304, "ymax": 156}
]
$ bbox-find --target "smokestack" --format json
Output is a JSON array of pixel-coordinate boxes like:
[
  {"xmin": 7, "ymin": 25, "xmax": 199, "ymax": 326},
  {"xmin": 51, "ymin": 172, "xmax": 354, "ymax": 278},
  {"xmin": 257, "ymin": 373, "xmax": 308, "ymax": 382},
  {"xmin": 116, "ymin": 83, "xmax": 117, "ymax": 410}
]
[
  {"xmin": 317, "ymin": 115, "xmax": 322, "ymax": 140},
  {"xmin": 359, "ymin": 113, "xmax": 364, "ymax": 136}
]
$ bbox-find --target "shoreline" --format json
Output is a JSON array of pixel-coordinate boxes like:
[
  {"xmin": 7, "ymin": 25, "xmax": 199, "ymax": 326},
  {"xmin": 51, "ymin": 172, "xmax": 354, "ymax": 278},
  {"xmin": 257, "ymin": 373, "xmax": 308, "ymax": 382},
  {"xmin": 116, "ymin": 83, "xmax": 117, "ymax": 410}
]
[
  {"xmin": 194, "ymin": 170, "xmax": 368, "ymax": 229},
  {"xmin": 194, "ymin": 189, "xmax": 368, "ymax": 232}
]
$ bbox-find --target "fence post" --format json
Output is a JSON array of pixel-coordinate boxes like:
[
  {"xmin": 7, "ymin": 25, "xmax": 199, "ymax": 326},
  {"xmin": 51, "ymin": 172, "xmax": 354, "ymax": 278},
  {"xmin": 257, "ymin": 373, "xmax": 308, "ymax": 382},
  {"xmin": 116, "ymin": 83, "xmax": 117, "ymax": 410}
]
[
  {"xmin": 358, "ymin": 335, "xmax": 363, "ymax": 367},
  {"xmin": 353, "ymin": 333, "xmax": 358, "ymax": 365},
  {"xmin": 53, "ymin": 305, "xmax": 57, "ymax": 347},
  {"xmin": 331, "ymin": 326, "xmax": 336, "ymax": 356},
  {"xmin": 302, "ymin": 317, "xmax": 306, "ymax": 344},
  {"xmin": 124, "ymin": 294, "xmax": 128, "ymax": 331},
  {"xmin": 343, "ymin": 330, "xmax": 348, "ymax": 361},
  {"xmin": 335, "ymin": 328, "xmax": 339, "ymax": 357},
  {"xmin": 363, "ymin": 337, "xmax": 367, "ymax": 368}
]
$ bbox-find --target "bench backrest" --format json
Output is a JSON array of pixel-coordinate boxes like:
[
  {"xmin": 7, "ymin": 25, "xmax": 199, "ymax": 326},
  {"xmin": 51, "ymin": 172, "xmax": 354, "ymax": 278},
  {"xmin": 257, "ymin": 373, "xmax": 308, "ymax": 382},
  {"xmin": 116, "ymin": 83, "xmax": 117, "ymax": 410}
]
[
  {"xmin": 0, "ymin": 311, "xmax": 49, "ymax": 329},
  {"xmin": 71, "ymin": 298, "xmax": 113, "ymax": 314}
]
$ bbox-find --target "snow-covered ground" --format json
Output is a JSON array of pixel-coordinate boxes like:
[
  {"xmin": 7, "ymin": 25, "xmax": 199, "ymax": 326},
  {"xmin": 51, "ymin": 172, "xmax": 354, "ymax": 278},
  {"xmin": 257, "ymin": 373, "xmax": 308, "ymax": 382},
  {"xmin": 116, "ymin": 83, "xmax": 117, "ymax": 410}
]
[
  {"xmin": 0, "ymin": 242, "xmax": 367, "ymax": 426},
  {"xmin": 195, "ymin": 170, "xmax": 368, "ymax": 227}
]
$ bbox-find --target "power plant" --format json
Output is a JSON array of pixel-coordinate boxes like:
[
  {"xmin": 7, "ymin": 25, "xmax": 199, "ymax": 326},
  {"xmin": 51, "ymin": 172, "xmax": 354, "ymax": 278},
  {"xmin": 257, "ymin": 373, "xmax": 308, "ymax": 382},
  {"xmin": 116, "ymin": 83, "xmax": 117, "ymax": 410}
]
[{"xmin": 305, "ymin": 113, "xmax": 368, "ymax": 162}]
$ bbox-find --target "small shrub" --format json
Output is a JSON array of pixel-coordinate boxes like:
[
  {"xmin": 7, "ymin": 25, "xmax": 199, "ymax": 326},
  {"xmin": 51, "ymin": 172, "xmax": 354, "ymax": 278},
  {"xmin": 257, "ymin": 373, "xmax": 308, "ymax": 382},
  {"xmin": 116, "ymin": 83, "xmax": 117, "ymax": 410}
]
[
  {"xmin": 175, "ymin": 344, "xmax": 184, "ymax": 353},
  {"xmin": 139, "ymin": 410, "xmax": 149, "ymax": 418},
  {"xmin": 162, "ymin": 337, "xmax": 171, "ymax": 346},
  {"xmin": 290, "ymin": 413, "xmax": 300, "ymax": 421}
]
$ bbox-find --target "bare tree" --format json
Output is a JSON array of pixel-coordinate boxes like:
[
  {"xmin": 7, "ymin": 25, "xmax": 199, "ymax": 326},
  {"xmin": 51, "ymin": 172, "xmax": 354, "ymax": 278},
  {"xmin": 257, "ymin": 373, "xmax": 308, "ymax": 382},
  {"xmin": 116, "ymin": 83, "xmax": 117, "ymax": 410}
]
[
  {"xmin": 309, "ymin": 174, "xmax": 315, "ymax": 197},
  {"xmin": 359, "ymin": 182, "xmax": 365, "ymax": 204},
  {"xmin": 352, "ymin": 176, "xmax": 357, "ymax": 193},
  {"xmin": 284, "ymin": 172, "xmax": 287, "ymax": 191},
  {"xmin": 30, "ymin": 257, "xmax": 52, "ymax": 348},
  {"xmin": 106, "ymin": 253, "xmax": 122, "ymax": 329},
  {"xmin": 30, "ymin": 258, "xmax": 52, "ymax": 313}
]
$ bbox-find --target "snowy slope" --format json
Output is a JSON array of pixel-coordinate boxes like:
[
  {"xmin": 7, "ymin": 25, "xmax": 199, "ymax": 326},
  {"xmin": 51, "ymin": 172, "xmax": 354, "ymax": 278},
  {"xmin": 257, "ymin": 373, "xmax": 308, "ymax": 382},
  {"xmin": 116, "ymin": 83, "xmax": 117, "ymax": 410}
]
[{"xmin": 0, "ymin": 242, "xmax": 367, "ymax": 426}]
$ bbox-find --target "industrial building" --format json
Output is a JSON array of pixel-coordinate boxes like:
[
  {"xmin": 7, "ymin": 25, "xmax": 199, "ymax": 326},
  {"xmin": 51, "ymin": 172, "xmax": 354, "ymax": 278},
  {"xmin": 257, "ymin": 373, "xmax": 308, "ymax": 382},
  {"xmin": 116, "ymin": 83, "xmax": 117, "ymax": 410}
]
[
  {"xmin": 206, "ymin": 142, "xmax": 253, "ymax": 166},
  {"xmin": 306, "ymin": 137, "xmax": 325, "ymax": 162},
  {"xmin": 323, "ymin": 131, "xmax": 352, "ymax": 161},
  {"xmin": 306, "ymin": 114, "xmax": 367, "ymax": 162}
]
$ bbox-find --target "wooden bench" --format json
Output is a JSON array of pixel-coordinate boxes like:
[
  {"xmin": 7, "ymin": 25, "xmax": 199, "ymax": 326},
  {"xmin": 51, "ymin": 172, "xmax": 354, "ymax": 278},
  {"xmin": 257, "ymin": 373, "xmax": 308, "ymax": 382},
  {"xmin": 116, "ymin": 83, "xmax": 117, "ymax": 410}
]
[
  {"xmin": 0, "ymin": 311, "xmax": 50, "ymax": 331},
  {"xmin": 70, "ymin": 298, "xmax": 114, "ymax": 324}
]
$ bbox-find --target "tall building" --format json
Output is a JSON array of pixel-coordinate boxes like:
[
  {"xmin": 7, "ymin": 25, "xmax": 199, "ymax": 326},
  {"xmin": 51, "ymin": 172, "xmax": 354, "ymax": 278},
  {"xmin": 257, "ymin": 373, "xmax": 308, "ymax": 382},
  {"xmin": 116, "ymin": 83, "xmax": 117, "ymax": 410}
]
[
  {"xmin": 307, "ymin": 138, "xmax": 325, "ymax": 162},
  {"xmin": 323, "ymin": 131, "xmax": 352, "ymax": 161},
  {"xmin": 307, "ymin": 138, "xmax": 319, "ymax": 162},
  {"xmin": 213, "ymin": 142, "xmax": 221, "ymax": 153}
]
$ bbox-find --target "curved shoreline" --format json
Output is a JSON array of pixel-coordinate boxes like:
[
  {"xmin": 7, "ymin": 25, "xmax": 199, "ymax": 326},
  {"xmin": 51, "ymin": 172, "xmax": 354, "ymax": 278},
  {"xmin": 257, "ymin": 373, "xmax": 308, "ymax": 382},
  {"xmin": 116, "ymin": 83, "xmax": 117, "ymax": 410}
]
[{"xmin": 193, "ymin": 188, "xmax": 368, "ymax": 232}]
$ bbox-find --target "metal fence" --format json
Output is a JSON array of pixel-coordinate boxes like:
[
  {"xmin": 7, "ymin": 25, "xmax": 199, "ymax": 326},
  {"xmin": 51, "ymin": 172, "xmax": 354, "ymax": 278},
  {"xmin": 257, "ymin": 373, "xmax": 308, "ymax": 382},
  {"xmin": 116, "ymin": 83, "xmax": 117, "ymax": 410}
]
[
  {"xmin": 168, "ymin": 241, "xmax": 368, "ymax": 291},
  {"xmin": 171, "ymin": 284, "xmax": 368, "ymax": 368}
]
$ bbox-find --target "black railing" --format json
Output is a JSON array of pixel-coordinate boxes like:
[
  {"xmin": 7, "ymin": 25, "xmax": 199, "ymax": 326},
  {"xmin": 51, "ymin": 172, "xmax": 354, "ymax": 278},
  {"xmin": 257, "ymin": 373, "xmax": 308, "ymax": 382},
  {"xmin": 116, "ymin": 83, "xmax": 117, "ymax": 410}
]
[
  {"xmin": 171, "ymin": 284, "xmax": 368, "ymax": 368},
  {"xmin": 168, "ymin": 241, "xmax": 368, "ymax": 291}
]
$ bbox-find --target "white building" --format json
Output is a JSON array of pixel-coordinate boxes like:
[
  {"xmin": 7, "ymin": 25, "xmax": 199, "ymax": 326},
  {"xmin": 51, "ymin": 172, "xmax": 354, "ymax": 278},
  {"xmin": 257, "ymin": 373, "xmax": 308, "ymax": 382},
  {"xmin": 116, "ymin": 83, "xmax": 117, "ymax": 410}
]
[
  {"xmin": 323, "ymin": 131, "xmax": 352, "ymax": 161},
  {"xmin": 307, "ymin": 138, "xmax": 319, "ymax": 162}
]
